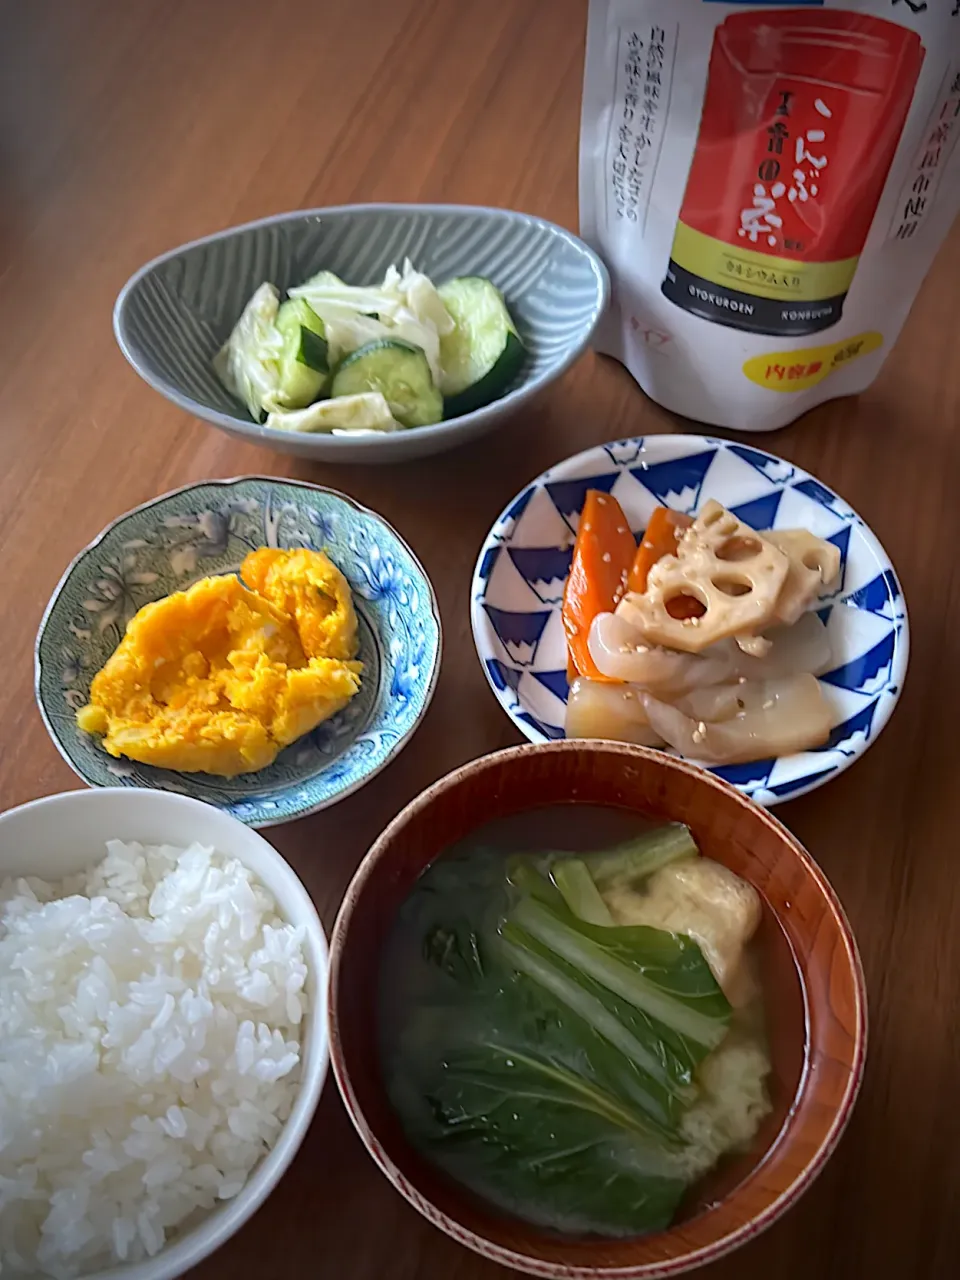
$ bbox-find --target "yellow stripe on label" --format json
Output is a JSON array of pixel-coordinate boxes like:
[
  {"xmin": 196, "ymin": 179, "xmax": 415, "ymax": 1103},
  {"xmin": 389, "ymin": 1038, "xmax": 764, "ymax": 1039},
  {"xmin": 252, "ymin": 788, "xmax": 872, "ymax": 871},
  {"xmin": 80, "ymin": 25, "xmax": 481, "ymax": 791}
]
[
  {"xmin": 742, "ymin": 332, "xmax": 884, "ymax": 393},
  {"xmin": 670, "ymin": 222, "xmax": 861, "ymax": 303}
]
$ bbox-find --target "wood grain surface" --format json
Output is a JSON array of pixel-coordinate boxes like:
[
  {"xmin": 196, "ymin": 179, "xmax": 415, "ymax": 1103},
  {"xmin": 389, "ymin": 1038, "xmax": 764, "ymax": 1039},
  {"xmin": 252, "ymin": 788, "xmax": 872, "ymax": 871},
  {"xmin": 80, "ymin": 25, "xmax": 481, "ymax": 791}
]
[{"xmin": 0, "ymin": 1, "xmax": 957, "ymax": 1277}]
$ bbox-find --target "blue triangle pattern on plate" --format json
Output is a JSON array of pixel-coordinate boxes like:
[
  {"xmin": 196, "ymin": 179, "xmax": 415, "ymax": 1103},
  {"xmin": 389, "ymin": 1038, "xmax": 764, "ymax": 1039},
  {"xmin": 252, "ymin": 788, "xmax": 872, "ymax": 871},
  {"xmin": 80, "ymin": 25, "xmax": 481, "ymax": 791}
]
[
  {"xmin": 630, "ymin": 450, "xmax": 716, "ymax": 511},
  {"xmin": 482, "ymin": 605, "xmax": 550, "ymax": 666},
  {"xmin": 517, "ymin": 710, "xmax": 564, "ymax": 741},
  {"xmin": 508, "ymin": 548, "xmax": 574, "ymax": 604},
  {"xmin": 819, "ymin": 698, "xmax": 880, "ymax": 752},
  {"xmin": 604, "ymin": 439, "xmax": 645, "ymax": 467},
  {"xmin": 545, "ymin": 474, "xmax": 619, "ymax": 524},
  {"xmin": 477, "ymin": 545, "xmax": 501, "ymax": 581},
  {"xmin": 827, "ymin": 525, "xmax": 852, "ymax": 595},
  {"xmin": 845, "ymin": 568, "xmax": 901, "ymax": 616},
  {"xmin": 728, "ymin": 444, "xmax": 795, "ymax": 485},
  {"xmin": 730, "ymin": 491, "xmax": 782, "ymax": 531},
  {"xmin": 533, "ymin": 669, "xmax": 571, "ymax": 703},
  {"xmin": 767, "ymin": 766, "xmax": 837, "ymax": 798},
  {"xmin": 504, "ymin": 485, "xmax": 536, "ymax": 526},
  {"xmin": 820, "ymin": 632, "xmax": 895, "ymax": 691},
  {"xmin": 792, "ymin": 477, "xmax": 844, "ymax": 512},
  {"xmin": 711, "ymin": 758, "xmax": 776, "ymax": 789},
  {"xmin": 485, "ymin": 659, "xmax": 523, "ymax": 694},
  {"xmin": 471, "ymin": 434, "xmax": 908, "ymax": 808}
]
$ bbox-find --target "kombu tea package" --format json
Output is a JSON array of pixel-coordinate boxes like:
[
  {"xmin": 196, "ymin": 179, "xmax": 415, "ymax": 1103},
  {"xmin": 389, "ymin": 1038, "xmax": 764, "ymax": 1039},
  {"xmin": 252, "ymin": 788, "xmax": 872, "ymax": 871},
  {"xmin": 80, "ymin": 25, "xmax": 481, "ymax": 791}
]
[{"xmin": 580, "ymin": 1, "xmax": 960, "ymax": 430}]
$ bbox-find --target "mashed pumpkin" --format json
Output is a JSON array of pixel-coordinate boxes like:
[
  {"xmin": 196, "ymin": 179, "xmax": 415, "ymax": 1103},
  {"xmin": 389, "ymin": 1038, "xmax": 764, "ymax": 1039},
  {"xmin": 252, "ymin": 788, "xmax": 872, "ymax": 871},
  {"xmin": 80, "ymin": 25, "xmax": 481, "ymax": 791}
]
[{"xmin": 76, "ymin": 548, "xmax": 363, "ymax": 777}]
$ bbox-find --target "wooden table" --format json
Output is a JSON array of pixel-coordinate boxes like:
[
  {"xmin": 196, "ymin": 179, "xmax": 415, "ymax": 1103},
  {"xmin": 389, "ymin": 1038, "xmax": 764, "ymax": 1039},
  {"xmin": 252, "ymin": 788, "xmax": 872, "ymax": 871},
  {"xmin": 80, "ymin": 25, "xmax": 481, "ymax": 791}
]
[{"xmin": 2, "ymin": 1, "xmax": 959, "ymax": 1276}]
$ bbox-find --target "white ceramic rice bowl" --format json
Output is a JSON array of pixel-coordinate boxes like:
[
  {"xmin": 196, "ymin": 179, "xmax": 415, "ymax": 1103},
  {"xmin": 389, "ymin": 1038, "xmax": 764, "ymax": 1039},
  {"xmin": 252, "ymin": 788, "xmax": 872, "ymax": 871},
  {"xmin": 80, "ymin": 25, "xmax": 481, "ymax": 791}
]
[{"xmin": 0, "ymin": 788, "xmax": 329, "ymax": 1280}]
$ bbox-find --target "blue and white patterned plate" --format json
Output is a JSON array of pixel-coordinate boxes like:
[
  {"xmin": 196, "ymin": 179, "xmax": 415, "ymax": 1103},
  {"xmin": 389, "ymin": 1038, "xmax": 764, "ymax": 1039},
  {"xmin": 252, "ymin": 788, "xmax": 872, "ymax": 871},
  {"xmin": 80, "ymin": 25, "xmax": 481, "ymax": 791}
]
[
  {"xmin": 35, "ymin": 478, "xmax": 441, "ymax": 827},
  {"xmin": 471, "ymin": 436, "xmax": 908, "ymax": 806}
]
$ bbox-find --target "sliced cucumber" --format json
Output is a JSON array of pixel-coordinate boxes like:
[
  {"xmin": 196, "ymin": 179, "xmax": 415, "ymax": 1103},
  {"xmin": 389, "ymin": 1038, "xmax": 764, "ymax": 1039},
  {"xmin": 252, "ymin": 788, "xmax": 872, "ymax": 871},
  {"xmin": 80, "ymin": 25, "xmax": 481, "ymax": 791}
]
[
  {"xmin": 274, "ymin": 298, "xmax": 329, "ymax": 408},
  {"xmin": 277, "ymin": 298, "xmax": 328, "ymax": 370},
  {"xmin": 437, "ymin": 276, "xmax": 525, "ymax": 416},
  {"xmin": 330, "ymin": 338, "xmax": 443, "ymax": 428}
]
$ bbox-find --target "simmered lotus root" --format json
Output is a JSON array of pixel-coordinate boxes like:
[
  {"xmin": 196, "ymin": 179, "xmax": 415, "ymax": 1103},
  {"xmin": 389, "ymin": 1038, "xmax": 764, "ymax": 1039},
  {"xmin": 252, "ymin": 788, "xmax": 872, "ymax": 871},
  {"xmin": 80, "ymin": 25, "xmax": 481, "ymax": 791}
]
[
  {"xmin": 736, "ymin": 633, "xmax": 773, "ymax": 658},
  {"xmin": 764, "ymin": 529, "xmax": 841, "ymax": 625},
  {"xmin": 615, "ymin": 500, "xmax": 789, "ymax": 653}
]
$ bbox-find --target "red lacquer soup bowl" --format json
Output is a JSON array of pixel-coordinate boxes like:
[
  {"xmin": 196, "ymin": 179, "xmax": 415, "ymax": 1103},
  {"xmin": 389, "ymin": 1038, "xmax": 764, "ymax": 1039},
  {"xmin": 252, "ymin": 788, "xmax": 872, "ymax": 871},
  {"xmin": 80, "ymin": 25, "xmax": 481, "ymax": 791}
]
[{"xmin": 327, "ymin": 741, "xmax": 866, "ymax": 1277}]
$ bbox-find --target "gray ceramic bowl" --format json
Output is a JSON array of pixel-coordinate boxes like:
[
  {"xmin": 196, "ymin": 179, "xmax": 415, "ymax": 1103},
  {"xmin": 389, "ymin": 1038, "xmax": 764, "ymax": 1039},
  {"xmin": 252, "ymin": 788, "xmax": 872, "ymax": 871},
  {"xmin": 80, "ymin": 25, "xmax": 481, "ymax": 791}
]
[{"xmin": 114, "ymin": 204, "xmax": 610, "ymax": 464}]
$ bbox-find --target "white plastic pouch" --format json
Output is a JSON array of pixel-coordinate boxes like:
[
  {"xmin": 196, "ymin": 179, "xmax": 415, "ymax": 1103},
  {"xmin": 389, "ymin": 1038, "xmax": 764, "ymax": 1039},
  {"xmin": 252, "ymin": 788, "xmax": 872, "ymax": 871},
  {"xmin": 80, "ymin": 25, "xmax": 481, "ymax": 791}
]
[{"xmin": 580, "ymin": 0, "xmax": 960, "ymax": 430}]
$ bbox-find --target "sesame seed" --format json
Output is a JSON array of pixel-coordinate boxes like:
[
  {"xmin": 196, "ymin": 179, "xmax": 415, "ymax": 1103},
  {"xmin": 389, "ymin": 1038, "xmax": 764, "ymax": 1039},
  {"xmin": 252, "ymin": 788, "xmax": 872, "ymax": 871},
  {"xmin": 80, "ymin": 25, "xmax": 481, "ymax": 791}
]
[
  {"xmin": 762, "ymin": 699, "xmax": 774, "ymax": 710},
  {"xmin": 617, "ymin": 526, "xmax": 627, "ymax": 535},
  {"xmin": 692, "ymin": 730, "xmax": 704, "ymax": 744},
  {"xmin": 596, "ymin": 496, "xmax": 607, "ymax": 505},
  {"xmin": 696, "ymin": 721, "xmax": 707, "ymax": 736},
  {"xmin": 602, "ymin": 552, "xmax": 612, "ymax": 563}
]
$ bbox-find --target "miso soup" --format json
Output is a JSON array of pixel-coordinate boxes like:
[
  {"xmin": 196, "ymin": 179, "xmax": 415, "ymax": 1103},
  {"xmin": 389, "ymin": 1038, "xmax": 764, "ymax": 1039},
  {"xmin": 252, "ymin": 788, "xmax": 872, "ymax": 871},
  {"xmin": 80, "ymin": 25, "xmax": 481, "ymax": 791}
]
[{"xmin": 378, "ymin": 805, "xmax": 772, "ymax": 1239}]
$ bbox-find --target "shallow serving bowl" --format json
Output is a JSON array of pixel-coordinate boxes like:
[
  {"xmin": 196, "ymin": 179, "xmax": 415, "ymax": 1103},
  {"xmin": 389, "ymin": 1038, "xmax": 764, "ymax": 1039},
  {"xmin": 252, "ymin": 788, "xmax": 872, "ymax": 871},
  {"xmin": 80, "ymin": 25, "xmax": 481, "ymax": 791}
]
[
  {"xmin": 472, "ymin": 435, "xmax": 909, "ymax": 806},
  {"xmin": 35, "ymin": 476, "xmax": 441, "ymax": 827},
  {"xmin": 0, "ymin": 787, "xmax": 329, "ymax": 1280},
  {"xmin": 328, "ymin": 740, "xmax": 866, "ymax": 1278},
  {"xmin": 114, "ymin": 204, "xmax": 610, "ymax": 464}
]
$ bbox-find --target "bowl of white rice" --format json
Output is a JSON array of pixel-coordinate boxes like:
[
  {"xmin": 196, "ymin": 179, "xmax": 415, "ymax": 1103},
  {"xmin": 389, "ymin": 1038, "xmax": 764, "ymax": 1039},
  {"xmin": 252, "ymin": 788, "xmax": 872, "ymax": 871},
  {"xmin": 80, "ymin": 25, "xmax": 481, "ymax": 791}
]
[{"xmin": 0, "ymin": 787, "xmax": 329, "ymax": 1279}]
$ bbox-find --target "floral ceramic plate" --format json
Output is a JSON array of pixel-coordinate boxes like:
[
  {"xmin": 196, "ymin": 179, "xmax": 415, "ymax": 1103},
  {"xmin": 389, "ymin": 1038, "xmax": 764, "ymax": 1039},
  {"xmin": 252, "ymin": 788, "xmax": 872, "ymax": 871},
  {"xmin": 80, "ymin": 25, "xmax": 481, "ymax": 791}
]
[
  {"xmin": 36, "ymin": 477, "xmax": 441, "ymax": 826},
  {"xmin": 471, "ymin": 436, "xmax": 908, "ymax": 806}
]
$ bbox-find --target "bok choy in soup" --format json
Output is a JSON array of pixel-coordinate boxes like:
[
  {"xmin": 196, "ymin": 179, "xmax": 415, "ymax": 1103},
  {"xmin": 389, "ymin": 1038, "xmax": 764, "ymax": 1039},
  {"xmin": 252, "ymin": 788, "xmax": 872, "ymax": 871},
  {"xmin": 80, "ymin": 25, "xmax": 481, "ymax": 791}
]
[{"xmin": 378, "ymin": 807, "xmax": 772, "ymax": 1238}]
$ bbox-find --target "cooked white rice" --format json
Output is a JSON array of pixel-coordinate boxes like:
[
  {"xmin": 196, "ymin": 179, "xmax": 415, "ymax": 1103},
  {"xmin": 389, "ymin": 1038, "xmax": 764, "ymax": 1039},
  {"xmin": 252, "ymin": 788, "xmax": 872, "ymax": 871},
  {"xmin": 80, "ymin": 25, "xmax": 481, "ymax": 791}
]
[{"xmin": 0, "ymin": 840, "xmax": 309, "ymax": 1277}]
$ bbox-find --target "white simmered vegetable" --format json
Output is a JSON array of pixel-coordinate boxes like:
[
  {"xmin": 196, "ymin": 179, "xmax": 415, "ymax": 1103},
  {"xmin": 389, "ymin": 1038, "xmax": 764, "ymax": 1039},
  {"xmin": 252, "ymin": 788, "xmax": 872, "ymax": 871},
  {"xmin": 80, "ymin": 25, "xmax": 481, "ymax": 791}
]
[
  {"xmin": 588, "ymin": 609, "xmax": 832, "ymax": 691},
  {"xmin": 734, "ymin": 611, "xmax": 833, "ymax": 680},
  {"xmin": 562, "ymin": 495, "xmax": 841, "ymax": 766},
  {"xmin": 587, "ymin": 611, "xmax": 738, "ymax": 692},
  {"xmin": 642, "ymin": 672, "xmax": 833, "ymax": 765},
  {"xmin": 565, "ymin": 677, "xmax": 664, "ymax": 746},
  {"xmin": 212, "ymin": 282, "xmax": 283, "ymax": 420}
]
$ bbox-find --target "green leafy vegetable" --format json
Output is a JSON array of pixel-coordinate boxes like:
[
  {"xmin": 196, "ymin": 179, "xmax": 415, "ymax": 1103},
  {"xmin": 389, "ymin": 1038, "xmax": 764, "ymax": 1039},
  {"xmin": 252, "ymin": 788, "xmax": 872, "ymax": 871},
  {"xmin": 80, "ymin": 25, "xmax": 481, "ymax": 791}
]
[
  {"xmin": 395, "ymin": 982, "xmax": 688, "ymax": 1236},
  {"xmin": 584, "ymin": 823, "xmax": 699, "ymax": 894},
  {"xmin": 380, "ymin": 845, "xmax": 735, "ymax": 1237},
  {"xmin": 550, "ymin": 857, "xmax": 614, "ymax": 925},
  {"xmin": 510, "ymin": 896, "xmax": 731, "ymax": 1049}
]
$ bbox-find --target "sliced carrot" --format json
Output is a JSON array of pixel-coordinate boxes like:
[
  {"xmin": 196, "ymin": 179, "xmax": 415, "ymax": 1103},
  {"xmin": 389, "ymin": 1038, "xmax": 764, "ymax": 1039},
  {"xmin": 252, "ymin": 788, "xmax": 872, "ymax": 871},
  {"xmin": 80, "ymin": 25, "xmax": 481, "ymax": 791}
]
[
  {"xmin": 562, "ymin": 490, "xmax": 637, "ymax": 681},
  {"xmin": 666, "ymin": 593, "xmax": 707, "ymax": 620},
  {"xmin": 628, "ymin": 507, "xmax": 693, "ymax": 594}
]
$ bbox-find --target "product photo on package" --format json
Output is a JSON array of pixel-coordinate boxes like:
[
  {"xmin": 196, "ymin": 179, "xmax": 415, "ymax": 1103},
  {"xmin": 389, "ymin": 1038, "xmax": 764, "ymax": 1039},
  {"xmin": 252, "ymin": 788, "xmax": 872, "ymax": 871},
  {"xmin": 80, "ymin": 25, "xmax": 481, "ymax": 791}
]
[{"xmin": 579, "ymin": 0, "xmax": 960, "ymax": 431}]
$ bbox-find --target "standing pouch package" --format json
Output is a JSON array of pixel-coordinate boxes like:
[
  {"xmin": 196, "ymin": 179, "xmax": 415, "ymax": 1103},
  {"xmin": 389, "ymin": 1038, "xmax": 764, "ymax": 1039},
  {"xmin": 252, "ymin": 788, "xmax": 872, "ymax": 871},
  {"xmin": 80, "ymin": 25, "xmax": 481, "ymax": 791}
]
[{"xmin": 580, "ymin": 0, "xmax": 960, "ymax": 431}]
